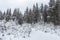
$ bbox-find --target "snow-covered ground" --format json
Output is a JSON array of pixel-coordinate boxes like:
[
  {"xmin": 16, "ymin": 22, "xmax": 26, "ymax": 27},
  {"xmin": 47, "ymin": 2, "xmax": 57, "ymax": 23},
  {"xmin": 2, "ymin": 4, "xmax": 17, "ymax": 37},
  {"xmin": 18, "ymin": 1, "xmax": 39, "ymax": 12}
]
[{"xmin": 0, "ymin": 20, "xmax": 60, "ymax": 40}]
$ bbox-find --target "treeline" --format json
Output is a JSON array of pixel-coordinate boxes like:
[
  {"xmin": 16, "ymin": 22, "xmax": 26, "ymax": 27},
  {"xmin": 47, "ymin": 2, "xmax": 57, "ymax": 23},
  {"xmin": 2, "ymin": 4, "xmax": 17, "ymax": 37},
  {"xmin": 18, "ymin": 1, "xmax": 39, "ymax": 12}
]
[{"xmin": 0, "ymin": 0, "xmax": 60, "ymax": 25}]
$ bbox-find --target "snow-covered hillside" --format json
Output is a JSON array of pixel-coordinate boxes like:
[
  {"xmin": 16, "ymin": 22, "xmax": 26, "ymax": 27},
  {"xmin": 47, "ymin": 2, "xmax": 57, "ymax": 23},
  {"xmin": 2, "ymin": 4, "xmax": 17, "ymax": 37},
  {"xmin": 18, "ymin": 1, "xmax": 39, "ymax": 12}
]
[{"xmin": 0, "ymin": 20, "xmax": 60, "ymax": 40}]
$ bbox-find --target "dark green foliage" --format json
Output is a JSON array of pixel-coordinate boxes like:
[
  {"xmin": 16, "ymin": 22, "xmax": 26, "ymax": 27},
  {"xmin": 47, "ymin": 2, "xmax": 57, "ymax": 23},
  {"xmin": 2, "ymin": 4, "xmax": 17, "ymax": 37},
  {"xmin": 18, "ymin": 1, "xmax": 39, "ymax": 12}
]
[
  {"xmin": 43, "ymin": 5, "xmax": 48, "ymax": 22},
  {"xmin": 13, "ymin": 8, "xmax": 23, "ymax": 25},
  {"xmin": 6, "ymin": 16, "xmax": 10, "ymax": 21},
  {"xmin": 33, "ymin": 3, "xmax": 40, "ymax": 23},
  {"xmin": 24, "ymin": 3, "xmax": 40, "ymax": 24},
  {"xmin": 40, "ymin": 3, "xmax": 43, "ymax": 13},
  {"xmin": 53, "ymin": 0, "xmax": 60, "ymax": 25},
  {"xmin": 0, "ymin": 11, "xmax": 4, "ymax": 20},
  {"xmin": 5, "ymin": 9, "xmax": 11, "ymax": 21},
  {"xmin": 1, "ymin": 0, "xmax": 60, "ymax": 25},
  {"xmin": 48, "ymin": 0, "xmax": 56, "ymax": 23},
  {"xmin": 24, "ymin": 7, "xmax": 29, "ymax": 23},
  {"xmin": 18, "ymin": 13, "xmax": 23, "ymax": 25}
]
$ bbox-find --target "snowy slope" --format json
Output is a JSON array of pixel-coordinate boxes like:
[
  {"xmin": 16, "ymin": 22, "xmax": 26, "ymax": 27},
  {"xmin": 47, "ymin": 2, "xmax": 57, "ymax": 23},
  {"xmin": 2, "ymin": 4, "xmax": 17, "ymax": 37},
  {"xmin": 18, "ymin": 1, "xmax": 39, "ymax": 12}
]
[
  {"xmin": 0, "ymin": 20, "xmax": 60, "ymax": 40},
  {"xmin": 1, "ymin": 30, "xmax": 60, "ymax": 40},
  {"xmin": 30, "ymin": 30, "xmax": 60, "ymax": 40}
]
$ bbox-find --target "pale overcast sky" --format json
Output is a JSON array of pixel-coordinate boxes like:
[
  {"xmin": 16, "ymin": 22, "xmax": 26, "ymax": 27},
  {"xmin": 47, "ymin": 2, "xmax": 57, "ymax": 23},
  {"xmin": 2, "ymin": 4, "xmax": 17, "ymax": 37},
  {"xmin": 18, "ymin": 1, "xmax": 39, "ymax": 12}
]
[{"xmin": 0, "ymin": 0, "xmax": 49, "ymax": 13}]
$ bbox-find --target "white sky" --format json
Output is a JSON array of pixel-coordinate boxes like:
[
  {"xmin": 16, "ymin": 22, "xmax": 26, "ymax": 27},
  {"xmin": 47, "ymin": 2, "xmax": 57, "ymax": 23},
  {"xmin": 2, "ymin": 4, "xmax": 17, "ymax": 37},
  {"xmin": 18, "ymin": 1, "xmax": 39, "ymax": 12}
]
[{"xmin": 0, "ymin": 0, "xmax": 49, "ymax": 13}]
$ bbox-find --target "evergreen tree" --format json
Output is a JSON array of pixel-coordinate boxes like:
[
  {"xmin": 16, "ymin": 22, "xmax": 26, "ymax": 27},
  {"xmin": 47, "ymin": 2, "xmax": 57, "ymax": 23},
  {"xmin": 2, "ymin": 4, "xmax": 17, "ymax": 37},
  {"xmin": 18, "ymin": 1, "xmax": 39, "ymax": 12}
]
[
  {"xmin": 48, "ymin": 0, "xmax": 56, "ymax": 23},
  {"xmin": 49, "ymin": 0, "xmax": 56, "ymax": 7},
  {"xmin": 0, "ymin": 11, "xmax": 3, "ymax": 20},
  {"xmin": 13, "ymin": 8, "xmax": 20, "ymax": 20},
  {"xmin": 33, "ymin": 3, "xmax": 40, "ymax": 23},
  {"xmin": 40, "ymin": 3, "xmax": 44, "ymax": 21},
  {"xmin": 53, "ymin": 0, "xmax": 60, "ymax": 25},
  {"xmin": 5, "ymin": 9, "xmax": 11, "ymax": 21},
  {"xmin": 24, "ymin": 7, "xmax": 29, "ymax": 23},
  {"xmin": 40, "ymin": 3, "xmax": 43, "ymax": 13},
  {"xmin": 43, "ymin": 5, "xmax": 48, "ymax": 22},
  {"xmin": 28, "ymin": 9, "xmax": 34, "ymax": 23},
  {"xmin": 18, "ymin": 12, "xmax": 23, "ymax": 25},
  {"xmin": 13, "ymin": 8, "xmax": 23, "ymax": 24},
  {"xmin": 3, "ymin": 11, "xmax": 5, "ymax": 19}
]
